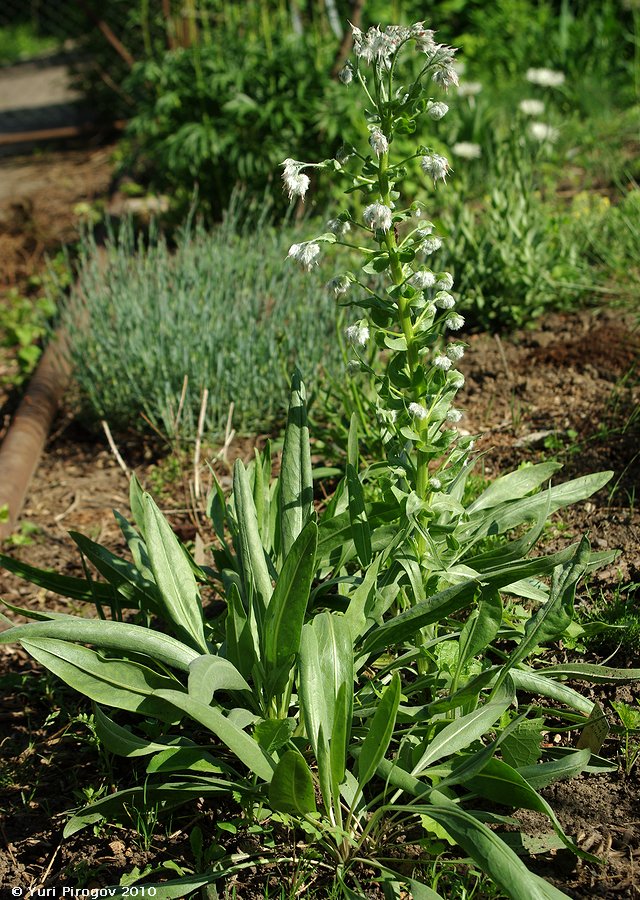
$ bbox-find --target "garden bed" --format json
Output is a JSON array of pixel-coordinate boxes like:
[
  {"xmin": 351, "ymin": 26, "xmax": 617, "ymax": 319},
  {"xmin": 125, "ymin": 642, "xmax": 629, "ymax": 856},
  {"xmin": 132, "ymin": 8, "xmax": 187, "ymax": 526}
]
[{"xmin": 0, "ymin": 299, "xmax": 638, "ymax": 898}]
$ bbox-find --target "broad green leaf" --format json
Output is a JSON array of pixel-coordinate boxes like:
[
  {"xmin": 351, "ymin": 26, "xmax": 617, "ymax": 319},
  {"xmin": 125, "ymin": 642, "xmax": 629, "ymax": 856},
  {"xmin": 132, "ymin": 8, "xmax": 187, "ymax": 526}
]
[
  {"xmin": 361, "ymin": 545, "xmax": 586, "ymax": 656},
  {"xmin": 467, "ymin": 462, "xmax": 562, "ymax": 514},
  {"xmin": 152, "ymin": 689, "xmax": 274, "ymax": 782},
  {"xmin": 501, "ymin": 718, "xmax": 545, "ymax": 769},
  {"xmin": 412, "ymin": 699, "xmax": 510, "ymax": 776},
  {"xmin": 233, "ymin": 460, "xmax": 273, "ymax": 615},
  {"xmin": 269, "ymin": 750, "xmax": 317, "ymax": 815},
  {"xmin": 0, "ymin": 552, "xmax": 116, "ymax": 605},
  {"xmin": 93, "ymin": 705, "xmax": 173, "ymax": 757},
  {"xmin": 129, "ymin": 472, "xmax": 147, "ymax": 533},
  {"xmin": 0, "ymin": 619, "xmax": 198, "ymax": 671},
  {"xmin": 70, "ymin": 531, "xmax": 159, "ymax": 613},
  {"xmin": 358, "ymin": 672, "xmax": 401, "ymax": 790},
  {"xmin": 517, "ymin": 748, "xmax": 592, "ymax": 790},
  {"xmin": 143, "ymin": 493, "xmax": 207, "ymax": 653},
  {"xmin": 188, "ymin": 654, "xmax": 250, "ymax": 704},
  {"xmin": 21, "ymin": 638, "xmax": 181, "ymax": 719},
  {"xmin": 343, "ymin": 555, "xmax": 383, "ymax": 643},
  {"xmin": 421, "ymin": 793, "xmax": 571, "ymax": 900},
  {"xmin": 299, "ymin": 613, "xmax": 353, "ymax": 808},
  {"xmin": 262, "ymin": 520, "xmax": 318, "ymax": 697},
  {"xmin": 346, "ymin": 463, "xmax": 372, "ymax": 567},
  {"xmin": 64, "ymin": 780, "xmax": 246, "ymax": 838},
  {"xmin": 224, "ymin": 581, "xmax": 258, "ymax": 680},
  {"xmin": 463, "ymin": 758, "xmax": 597, "ymax": 860},
  {"xmin": 457, "ymin": 590, "xmax": 502, "ymax": 670},
  {"xmin": 539, "ymin": 663, "xmax": 640, "ymax": 683},
  {"xmin": 113, "ymin": 509, "xmax": 155, "ymax": 584},
  {"xmin": 253, "ymin": 717, "xmax": 296, "ymax": 753},
  {"xmin": 458, "ymin": 472, "xmax": 612, "ymax": 543},
  {"xmin": 510, "ymin": 668, "xmax": 593, "ymax": 716},
  {"xmin": 494, "ymin": 537, "xmax": 589, "ymax": 692},
  {"xmin": 279, "ymin": 370, "xmax": 313, "ymax": 558},
  {"xmin": 145, "ymin": 746, "xmax": 223, "ymax": 774}
]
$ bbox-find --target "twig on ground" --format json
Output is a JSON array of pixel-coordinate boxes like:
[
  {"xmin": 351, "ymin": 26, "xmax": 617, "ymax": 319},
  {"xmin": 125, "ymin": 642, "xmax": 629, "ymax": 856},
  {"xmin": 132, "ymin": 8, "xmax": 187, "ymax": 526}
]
[{"xmin": 101, "ymin": 420, "xmax": 130, "ymax": 478}]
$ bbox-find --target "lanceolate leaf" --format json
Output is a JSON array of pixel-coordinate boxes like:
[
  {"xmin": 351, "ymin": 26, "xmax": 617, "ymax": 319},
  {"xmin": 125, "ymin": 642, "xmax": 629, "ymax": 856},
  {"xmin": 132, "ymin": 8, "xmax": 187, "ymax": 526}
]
[
  {"xmin": 458, "ymin": 472, "xmax": 612, "ymax": 543},
  {"xmin": 419, "ymin": 793, "xmax": 571, "ymax": 900},
  {"xmin": 262, "ymin": 520, "xmax": 318, "ymax": 697},
  {"xmin": 357, "ymin": 672, "xmax": 401, "ymax": 790},
  {"xmin": 467, "ymin": 462, "xmax": 562, "ymax": 514},
  {"xmin": 269, "ymin": 750, "xmax": 317, "ymax": 815},
  {"xmin": 21, "ymin": 638, "xmax": 182, "ymax": 719},
  {"xmin": 69, "ymin": 530, "xmax": 160, "ymax": 613},
  {"xmin": 537, "ymin": 663, "xmax": 640, "ymax": 683},
  {"xmin": 0, "ymin": 618, "xmax": 199, "ymax": 671},
  {"xmin": 411, "ymin": 699, "xmax": 510, "ymax": 776},
  {"xmin": 187, "ymin": 654, "xmax": 250, "ymax": 704},
  {"xmin": 0, "ymin": 553, "xmax": 116, "ymax": 605},
  {"xmin": 279, "ymin": 370, "xmax": 313, "ymax": 558},
  {"xmin": 93, "ymin": 705, "xmax": 175, "ymax": 757},
  {"xmin": 143, "ymin": 493, "xmax": 208, "ymax": 653},
  {"xmin": 494, "ymin": 538, "xmax": 589, "ymax": 692},
  {"xmin": 361, "ymin": 545, "xmax": 587, "ymax": 657},
  {"xmin": 463, "ymin": 758, "xmax": 597, "ymax": 860},
  {"xmin": 346, "ymin": 463, "xmax": 372, "ymax": 567},
  {"xmin": 457, "ymin": 589, "xmax": 502, "ymax": 670},
  {"xmin": 152, "ymin": 689, "xmax": 275, "ymax": 782},
  {"xmin": 517, "ymin": 748, "xmax": 592, "ymax": 791},
  {"xmin": 233, "ymin": 459, "xmax": 273, "ymax": 615}
]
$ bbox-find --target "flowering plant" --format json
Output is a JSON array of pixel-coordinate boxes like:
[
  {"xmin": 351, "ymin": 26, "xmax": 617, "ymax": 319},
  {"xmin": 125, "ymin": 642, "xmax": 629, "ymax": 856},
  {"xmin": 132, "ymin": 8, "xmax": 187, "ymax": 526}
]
[
  {"xmin": 0, "ymin": 20, "xmax": 632, "ymax": 900},
  {"xmin": 283, "ymin": 23, "xmax": 471, "ymax": 531}
]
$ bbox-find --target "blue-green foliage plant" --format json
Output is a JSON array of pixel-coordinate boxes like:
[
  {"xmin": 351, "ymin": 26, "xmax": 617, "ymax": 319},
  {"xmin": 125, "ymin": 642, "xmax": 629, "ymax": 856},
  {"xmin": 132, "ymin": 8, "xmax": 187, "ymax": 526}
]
[{"xmin": 58, "ymin": 204, "xmax": 348, "ymax": 442}]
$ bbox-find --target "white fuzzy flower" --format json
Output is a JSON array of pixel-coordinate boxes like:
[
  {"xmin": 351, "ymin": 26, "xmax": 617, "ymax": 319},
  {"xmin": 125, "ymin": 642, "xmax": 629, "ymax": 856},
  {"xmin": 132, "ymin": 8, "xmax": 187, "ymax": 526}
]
[
  {"xmin": 408, "ymin": 402, "xmax": 428, "ymax": 420},
  {"xmin": 429, "ymin": 476, "xmax": 442, "ymax": 490},
  {"xmin": 452, "ymin": 142, "xmax": 482, "ymax": 160},
  {"xmin": 457, "ymin": 81, "xmax": 482, "ymax": 97},
  {"xmin": 432, "ymin": 55, "xmax": 459, "ymax": 90},
  {"xmin": 416, "ymin": 223, "xmax": 434, "ymax": 237},
  {"xmin": 435, "ymin": 291, "xmax": 455, "ymax": 309},
  {"xmin": 447, "ymin": 343, "xmax": 465, "ymax": 361},
  {"xmin": 328, "ymin": 275, "xmax": 350, "ymax": 295},
  {"xmin": 526, "ymin": 67, "xmax": 565, "ymax": 88},
  {"xmin": 428, "ymin": 101, "xmax": 449, "ymax": 120},
  {"xmin": 327, "ymin": 218, "xmax": 351, "ymax": 236},
  {"xmin": 281, "ymin": 159, "xmax": 310, "ymax": 201},
  {"xmin": 446, "ymin": 408, "xmax": 463, "ymax": 423},
  {"xmin": 421, "ymin": 153, "xmax": 450, "ymax": 183},
  {"xmin": 345, "ymin": 323, "xmax": 370, "ymax": 347},
  {"xmin": 369, "ymin": 128, "xmax": 389, "ymax": 157},
  {"xmin": 288, "ymin": 242, "xmax": 320, "ymax": 270},
  {"xmin": 412, "ymin": 24, "xmax": 436, "ymax": 55},
  {"xmin": 519, "ymin": 98, "xmax": 545, "ymax": 116},
  {"xmin": 528, "ymin": 122, "xmax": 559, "ymax": 142},
  {"xmin": 445, "ymin": 313, "xmax": 465, "ymax": 331},
  {"xmin": 363, "ymin": 202, "xmax": 393, "ymax": 232},
  {"xmin": 339, "ymin": 64, "xmax": 354, "ymax": 85},
  {"xmin": 433, "ymin": 355, "xmax": 452, "ymax": 371},
  {"xmin": 438, "ymin": 272, "xmax": 454, "ymax": 290},
  {"xmin": 449, "ymin": 371, "xmax": 465, "ymax": 388},
  {"xmin": 409, "ymin": 269, "xmax": 436, "ymax": 290},
  {"xmin": 422, "ymin": 236, "xmax": 443, "ymax": 255}
]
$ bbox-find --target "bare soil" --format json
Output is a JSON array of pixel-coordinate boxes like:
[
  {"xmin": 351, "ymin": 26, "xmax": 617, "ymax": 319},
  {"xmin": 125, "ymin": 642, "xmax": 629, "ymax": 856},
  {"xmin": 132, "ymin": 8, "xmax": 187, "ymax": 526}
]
[{"xmin": 0, "ymin": 147, "xmax": 639, "ymax": 899}]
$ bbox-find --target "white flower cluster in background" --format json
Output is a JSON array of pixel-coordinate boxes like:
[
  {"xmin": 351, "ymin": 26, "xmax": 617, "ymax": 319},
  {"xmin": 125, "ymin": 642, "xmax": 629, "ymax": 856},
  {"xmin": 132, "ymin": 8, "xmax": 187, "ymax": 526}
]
[{"xmin": 526, "ymin": 67, "xmax": 565, "ymax": 87}]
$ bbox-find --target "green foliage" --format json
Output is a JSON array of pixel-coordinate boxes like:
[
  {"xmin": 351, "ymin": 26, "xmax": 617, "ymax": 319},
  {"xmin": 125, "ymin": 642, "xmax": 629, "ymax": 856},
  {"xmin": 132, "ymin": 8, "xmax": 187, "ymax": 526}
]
[
  {"xmin": 436, "ymin": 160, "xmax": 589, "ymax": 330},
  {"xmin": 0, "ymin": 290, "xmax": 56, "ymax": 383},
  {"xmin": 0, "ymin": 23, "xmax": 59, "ymax": 64},
  {"xmin": 57, "ymin": 205, "xmax": 348, "ymax": 442},
  {"xmin": 1, "ymin": 375, "xmax": 629, "ymax": 899}
]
